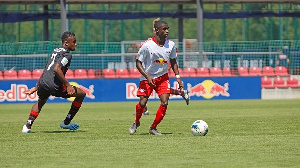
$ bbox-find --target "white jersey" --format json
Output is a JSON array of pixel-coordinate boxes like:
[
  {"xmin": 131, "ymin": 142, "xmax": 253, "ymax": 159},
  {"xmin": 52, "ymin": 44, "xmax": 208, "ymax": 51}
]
[{"xmin": 136, "ymin": 36, "xmax": 177, "ymax": 80}]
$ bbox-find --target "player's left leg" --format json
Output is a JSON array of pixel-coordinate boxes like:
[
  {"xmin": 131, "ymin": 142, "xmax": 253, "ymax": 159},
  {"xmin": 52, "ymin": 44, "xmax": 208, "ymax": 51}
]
[
  {"xmin": 60, "ymin": 86, "xmax": 86, "ymax": 131},
  {"xmin": 142, "ymin": 88, "xmax": 189, "ymax": 116},
  {"xmin": 143, "ymin": 104, "xmax": 149, "ymax": 115},
  {"xmin": 22, "ymin": 86, "xmax": 50, "ymax": 133},
  {"xmin": 142, "ymin": 88, "xmax": 190, "ymax": 116},
  {"xmin": 149, "ymin": 75, "xmax": 170, "ymax": 135},
  {"xmin": 149, "ymin": 93, "xmax": 169, "ymax": 135},
  {"xmin": 22, "ymin": 98, "xmax": 48, "ymax": 133},
  {"xmin": 170, "ymin": 88, "xmax": 190, "ymax": 105}
]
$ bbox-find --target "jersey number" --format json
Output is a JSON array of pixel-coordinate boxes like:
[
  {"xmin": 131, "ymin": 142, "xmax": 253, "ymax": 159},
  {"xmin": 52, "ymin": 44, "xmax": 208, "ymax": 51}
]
[{"xmin": 47, "ymin": 53, "xmax": 57, "ymax": 70}]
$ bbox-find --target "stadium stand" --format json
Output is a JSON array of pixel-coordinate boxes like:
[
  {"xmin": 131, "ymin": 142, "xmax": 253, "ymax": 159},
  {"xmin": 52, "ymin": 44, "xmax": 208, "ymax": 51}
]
[
  {"xmin": 129, "ymin": 68, "xmax": 141, "ymax": 78},
  {"xmin": 116, "ymin": 68, "xmax": 130, "ymax": 78},
  {"xmin": 210, "ymin": 67, "xmax": 222, "ymax": 76},
  {"xmin": 74, "ymin": 69, "xmax": 88, "ymax": 79},
  {"xmin": 87, "ymin": 69, "xmax": 96, "ymax": 78},
  {"xmin": 261, "ymin": 76, "xmax": 273, "ymax": 88},
  {"xmin": 196, "ymin": 67, "xmax": 209, "ymax": 77},
  {"xmin": 273, "ymin": 76, "xmax": 286, "ymax": 88},
  {"xmin": 274, "ymin": 66, "xmax": 289, "ymax": 76},
  {"xmin": 286, "ymin": 77, "xmax": 300, "ymax": 88},
  {"xmin": 262, "ymin": 66, "xmax": 275, "ymax": 76},
  {"xmin": 237, "ymin": 66, "xmax": 249, "ymax": 76},
  {"xmin": 0, "ymin": 71, "xmax": 3, "ymax": 79},
  {"xmin": 18, "ymin": 69, "xmax": 32, "ymax": 79},
  {"xmin": 249, "ymin": 66, "xmax": 262, "ymax": 76},
  {"xmin": 222, "ymin": 67, "xmax": 232, "ymax": 76},
  {"xmin": 102, "ymin": 68, "xmax": 116, "ymax": 78},
  {"xmin": 3, "ymin": 69, "xmax": 18, "ymax": 80},
  {"xmin": 32, "ymin": 69, "xmax": 43, "ymax": 79},
  {"xmin": 183, "ymin": 67, "xmax": 197, "ymax": 77},
  {"xmin": 65, "ymin": 69, "xmax": 74, "ymax": 79}
]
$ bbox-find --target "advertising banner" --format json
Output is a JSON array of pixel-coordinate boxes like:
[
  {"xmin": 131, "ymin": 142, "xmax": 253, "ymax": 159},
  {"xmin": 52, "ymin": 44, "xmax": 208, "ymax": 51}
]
[{"xmin": 0, "ymin": 77, "xmax": 261, "ymax": 104}]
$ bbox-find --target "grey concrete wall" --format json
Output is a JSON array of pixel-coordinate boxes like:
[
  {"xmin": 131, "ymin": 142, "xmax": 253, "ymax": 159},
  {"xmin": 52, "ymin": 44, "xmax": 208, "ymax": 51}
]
[{"xmin": 262, "ymin": 88, "xmax": 300, "ymax": 99}]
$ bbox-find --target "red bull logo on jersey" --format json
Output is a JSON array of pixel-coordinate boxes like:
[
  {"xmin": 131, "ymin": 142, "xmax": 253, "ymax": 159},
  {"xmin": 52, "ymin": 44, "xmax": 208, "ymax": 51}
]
[
  {"xmin": 49, "ymin": 82, "xmax": 95, "ymax": 101},
  {"xmin": 188, "ymin": 80, "xmax": 230, "ymax": 99},
  {"xmin": 154, "ymin": 58, "xmax": 168, "ymax": 65}
]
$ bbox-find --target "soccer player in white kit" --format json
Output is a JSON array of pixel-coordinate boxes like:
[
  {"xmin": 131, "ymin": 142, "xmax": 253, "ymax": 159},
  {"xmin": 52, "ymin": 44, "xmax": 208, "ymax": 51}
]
[{"xmin": 129, "ymin": 19, "xmax": 184, "ymax": 135}]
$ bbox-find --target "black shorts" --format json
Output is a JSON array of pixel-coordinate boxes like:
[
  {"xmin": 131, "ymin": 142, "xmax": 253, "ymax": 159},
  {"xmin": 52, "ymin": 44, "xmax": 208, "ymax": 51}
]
[{"xmin": 37, "ymin": 85, "xmax": 77, "ymax": 100}]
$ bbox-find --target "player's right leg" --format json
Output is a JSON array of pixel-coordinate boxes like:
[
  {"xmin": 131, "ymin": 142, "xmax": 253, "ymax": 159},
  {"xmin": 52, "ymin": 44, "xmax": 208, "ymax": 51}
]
[
  {"xmin": 129, "ymin": 96, "xmax": 148, "ymax": 135},
  {"xmin": 129, "ymin": 80, "xmax": 152, "ymax": 135},
  {"xmin": 132, "ymin": 103, "xmax": 149, "ymax": 115}
]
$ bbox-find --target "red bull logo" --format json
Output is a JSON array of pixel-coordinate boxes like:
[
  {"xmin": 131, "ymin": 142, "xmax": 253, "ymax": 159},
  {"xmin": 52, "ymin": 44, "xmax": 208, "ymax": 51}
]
[
  {"xmin": 126, "ymin": 83, "xmax": 158, "ymax": 99},
  {"xmin": 154, "ymin": 58, "xmax": 167, "ymax": 65},
  {"xmin": 0, "ymin": 84, "xmax": 38, "ymax": 102},
  {"xmin": 188, "ymin": 80, "xmax": 229, "ymax": 99}
]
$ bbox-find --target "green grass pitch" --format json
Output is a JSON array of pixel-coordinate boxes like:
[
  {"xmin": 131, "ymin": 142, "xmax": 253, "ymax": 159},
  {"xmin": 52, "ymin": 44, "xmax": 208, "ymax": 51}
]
[{"xmin": 0, "ymin": 99, "xmax": 299, "ymax": 168}]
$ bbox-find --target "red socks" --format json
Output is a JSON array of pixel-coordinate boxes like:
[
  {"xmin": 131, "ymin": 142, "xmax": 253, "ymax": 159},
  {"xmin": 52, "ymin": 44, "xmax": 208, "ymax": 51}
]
[
  {"xmin": 134, "ymin": 103, "xmax": 167, "ymax": 129},
  {"xmin": 151, "ymin": 104, "xmax": 167, "ymax": 129},
  {"xmin": 135, "ymin": 103, "xmax": 144, "ymax": 123}
]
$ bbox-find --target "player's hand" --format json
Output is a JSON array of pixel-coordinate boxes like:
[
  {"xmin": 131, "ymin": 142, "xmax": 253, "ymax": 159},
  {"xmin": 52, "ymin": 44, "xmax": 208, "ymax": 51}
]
[
  {"xmin": 24, "ymin": 87, "xmax": 38, "ymax": 95},
  {"xmin": 147, "ymin": 77, "xmax": 156, "ymax": 87},
  {"xmin": 67, "ymin": 85, "xmax": 76, "ymax": 95}
]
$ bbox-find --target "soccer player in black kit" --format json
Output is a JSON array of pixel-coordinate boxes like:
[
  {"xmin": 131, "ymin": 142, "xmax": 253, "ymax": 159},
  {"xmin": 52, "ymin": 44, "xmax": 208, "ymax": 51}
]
[{"xmin": 22, "ymin": 31, "xmax": 86, "ymax": 133}]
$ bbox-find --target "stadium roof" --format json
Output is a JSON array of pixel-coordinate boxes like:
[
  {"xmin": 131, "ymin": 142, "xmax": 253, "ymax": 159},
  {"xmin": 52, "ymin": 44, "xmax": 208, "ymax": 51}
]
[
  {"xmin": 0, "ymin": 0, "xmax": 299, "ymax": 5},
  {"xmin": 1, "ymin": 0, "xmax": 299, "ymax": 42}
]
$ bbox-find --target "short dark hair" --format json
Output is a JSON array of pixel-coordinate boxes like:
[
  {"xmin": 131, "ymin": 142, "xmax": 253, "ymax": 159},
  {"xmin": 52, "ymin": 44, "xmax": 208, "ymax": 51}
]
[
  {"xmin": 153, "ymin": 20, "xmax": 168, "ymax": 29},
  {"xmin": 61, "ymin": 31, "xmax": 75, "ymax": 43}
]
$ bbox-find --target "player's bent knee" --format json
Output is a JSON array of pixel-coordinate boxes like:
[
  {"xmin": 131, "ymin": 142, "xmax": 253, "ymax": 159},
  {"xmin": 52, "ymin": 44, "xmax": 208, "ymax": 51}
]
[
  {"xmin": 78, "ymin": 93, "xmax": 86, "ymax": 99},
  {"xmin": 139, "ymin": 98, "xmax": 148, "ymax": 107},
  {"xmin": 38, "ymin": 98, "xmax": 48, "ymax": 104},
  {"xmin": 161, "ymin": 101, "xmax": 168, "ymax": 107},
  {"xmin": 139, "ymin": 101, "xmax": 147, "ymax": 107},
  {"xmin": 76, "ymin": 88, "xmax": 86, "ymax": 97}
]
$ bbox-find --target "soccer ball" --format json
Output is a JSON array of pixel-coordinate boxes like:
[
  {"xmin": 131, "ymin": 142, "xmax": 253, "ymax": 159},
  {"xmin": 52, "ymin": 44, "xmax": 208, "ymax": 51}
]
[{"xmin": 191, "ymin": 120, "xmax": 209, "ymax": 136}]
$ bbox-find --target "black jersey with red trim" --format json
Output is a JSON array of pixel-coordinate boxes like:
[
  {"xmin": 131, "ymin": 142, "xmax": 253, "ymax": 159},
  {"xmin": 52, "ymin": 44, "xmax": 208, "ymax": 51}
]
[{"xmin": 39, "ymin": 47, "xmax": 72, "ymax": 92}]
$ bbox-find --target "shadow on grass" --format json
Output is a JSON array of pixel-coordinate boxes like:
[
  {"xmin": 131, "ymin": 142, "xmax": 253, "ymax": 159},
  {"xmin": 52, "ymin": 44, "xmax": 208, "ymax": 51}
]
[
  {"xmin": 40, "ymin": 130, "xmax": 87, "ymax": 133},
  {"xmin": 138, "ymin": 132, "xmax": 173, "ymax": 135}
]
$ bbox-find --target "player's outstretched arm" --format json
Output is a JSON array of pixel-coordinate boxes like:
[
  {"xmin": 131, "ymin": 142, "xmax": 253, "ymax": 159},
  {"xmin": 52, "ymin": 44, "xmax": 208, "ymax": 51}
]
[
  {"xmin": 170, "ymin": 58, "xmax": 183, "ymax": 90},
  {"xmin": 25, "ymin": 87, "xmax": 38, "ymax": 95}
]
